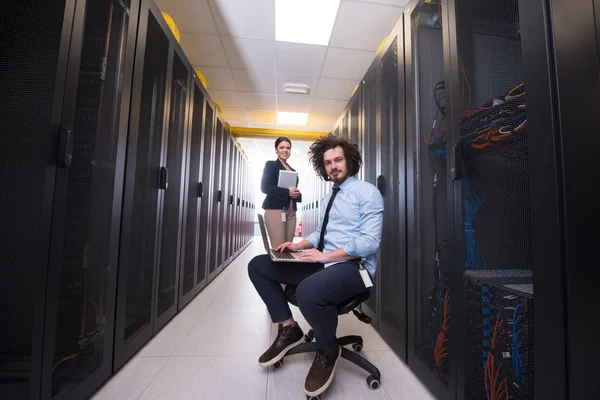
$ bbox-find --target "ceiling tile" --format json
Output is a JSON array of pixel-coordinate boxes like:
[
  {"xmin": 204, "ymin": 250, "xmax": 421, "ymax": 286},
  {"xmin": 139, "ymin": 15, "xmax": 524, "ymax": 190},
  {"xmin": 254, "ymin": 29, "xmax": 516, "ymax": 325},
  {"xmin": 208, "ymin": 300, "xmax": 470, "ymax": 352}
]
[
  {"xmin": 240, "ymin": 93, "xmax": 277, "ymax": 110},
  {"xmin": 220, "ymin": 108, "xmax": 247, "ymax": 121},
  {"xmin": 156, "ymin": 0, "xmax": 218, "ymax": 34},
  {"xmin": 315, "ymin": 77, "xmax": 359, "ymax": 100},
  {"xmin": 226, "ymin": 120, "xmax": 250, "ymax": 127},
  {"xmin": 276, "ymin": 42, "xmax": 327, "ymax": 76},
  {"xmin": 321, "ymin": 48, "xmax": 375, "ymax": 80},
  {"xmin": 209, "ymin": 0, "xmax": 275, "ymax": 40},
  {"xmin": 208, "ymin": 90, "xmax": 243, "ymax": 108},
  {"xmin": 233, "ymin": 70, "xmax": 276, "ymax": 94},
  {"xmin": 308, "ymin": 113, "xmax": 339, "ymax": 128},
  {"xmin": 180, "ymin": 34, "xmax": 228, "ymax": 68},
  {"xmin": 196, "ymin": 67, "xmax": 237, "ymax": 91},
  {"xmin": 222, "ymin": 37, "xmax": 276, "ymax": 72},
  {"xmin": 246, "ymin": 110, "xmax": 278, "ymax": 124},
  {"xmin": 277, "ymin": 95, "xmax": 313, "ymax": 113},
  {"xmin": 330, "ymin": 2, "xmax": 403, "ymax": 51},
  {"xmin": 276, "ymin": 74, "xmax": 319, "ymax": 97},
  {"xmin": 311, "ymin": 99, "xmax": 347, "ymax": 116},
  {"xmin": 343, "ymin": 0, "xmax": 409, "ymax": 6}
]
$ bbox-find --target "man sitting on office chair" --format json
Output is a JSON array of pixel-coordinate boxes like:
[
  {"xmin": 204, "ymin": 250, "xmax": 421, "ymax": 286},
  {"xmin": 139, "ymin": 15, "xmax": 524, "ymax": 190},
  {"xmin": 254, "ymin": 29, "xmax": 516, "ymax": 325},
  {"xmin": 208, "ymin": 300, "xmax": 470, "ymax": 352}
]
[{"xmin": 248, "ymin": 133, "xmax": 384, "ymax": 397}]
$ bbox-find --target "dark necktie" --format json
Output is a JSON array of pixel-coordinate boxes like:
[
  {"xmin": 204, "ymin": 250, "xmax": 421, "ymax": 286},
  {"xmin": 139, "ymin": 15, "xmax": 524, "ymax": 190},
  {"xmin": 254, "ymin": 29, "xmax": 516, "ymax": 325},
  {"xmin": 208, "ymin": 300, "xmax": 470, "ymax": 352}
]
[{"xmin": 317, "ymin": 186, "xmax": 341, "ymax": 252}]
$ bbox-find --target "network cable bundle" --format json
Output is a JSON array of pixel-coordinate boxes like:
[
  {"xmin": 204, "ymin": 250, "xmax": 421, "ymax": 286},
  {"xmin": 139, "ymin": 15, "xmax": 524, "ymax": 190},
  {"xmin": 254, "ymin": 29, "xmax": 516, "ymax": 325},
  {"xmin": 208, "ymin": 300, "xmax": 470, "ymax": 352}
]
[
  {"xmin": 464, "ymin": 271, "xmax": 534, "ymax": 400},
  {"xmin": 425, "ymin": 80, "xmax": 451, "ymax": 386}
]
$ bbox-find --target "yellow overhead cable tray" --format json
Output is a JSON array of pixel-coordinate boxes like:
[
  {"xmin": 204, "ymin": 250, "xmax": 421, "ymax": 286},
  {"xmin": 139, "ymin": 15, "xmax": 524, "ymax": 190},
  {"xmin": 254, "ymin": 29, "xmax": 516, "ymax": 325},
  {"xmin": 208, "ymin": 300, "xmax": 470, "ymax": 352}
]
[
  {"xmin": 230, "ymin": 127, "xmax": 326, "ymax": 142},
  {"xmin": 194, "ymin": 69, "xmax": 207, "ymax": 89},
  {"xmin": 161, "ymin": 13, "xmax": 180, "ymax": 43},
  {"xmin": 375, "ymin": 36, "xmax": 388, "ymax": 55}
]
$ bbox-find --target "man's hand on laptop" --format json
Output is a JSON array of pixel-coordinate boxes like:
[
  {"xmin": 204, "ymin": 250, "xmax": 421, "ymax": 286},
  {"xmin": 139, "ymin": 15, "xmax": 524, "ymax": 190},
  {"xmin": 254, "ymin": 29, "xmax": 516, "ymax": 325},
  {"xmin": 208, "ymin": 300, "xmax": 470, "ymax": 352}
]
[
  {"xmin": 274, "ymin": 242, "xmax": 299, "ymax": 252},
  {"xmin": 299, "ymin": 249, "xmax": 328, "ymax": 263}
]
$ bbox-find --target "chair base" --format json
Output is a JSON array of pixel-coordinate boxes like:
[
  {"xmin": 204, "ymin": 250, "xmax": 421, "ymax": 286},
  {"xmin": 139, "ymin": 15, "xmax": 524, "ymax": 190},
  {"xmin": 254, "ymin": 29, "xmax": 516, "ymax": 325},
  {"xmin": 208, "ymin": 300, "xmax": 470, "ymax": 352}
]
[{"xmin": 283, "ymin": 332, "xmax": 381, "ymax": 381}]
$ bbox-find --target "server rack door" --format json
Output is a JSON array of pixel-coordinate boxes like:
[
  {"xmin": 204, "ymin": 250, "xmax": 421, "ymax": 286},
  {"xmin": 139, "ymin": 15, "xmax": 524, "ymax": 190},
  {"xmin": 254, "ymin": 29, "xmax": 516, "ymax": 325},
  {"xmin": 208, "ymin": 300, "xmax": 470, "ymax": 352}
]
[
  {"xmin": 377, "ymin": 32, "xmax": 408, "ymax": 361},
  {"xmin": 40, "ymin": 0, "xmax": 137, "ymax": 397},
  {"xmin": 350, "ymin": 89, "xmax": 361, "ymax": 146},
  {"xmin": 218, "ymin": 134, "xmax": 231, "ymax": 270},
  {"xmin": 446, "ymin": 0, "xmax": 548, "ymax": 397},
  {"xmin": 362, "ymin": 61, "xmax": 380, "ymax": 320},
  {"xmin": 0, "ymin": 1, "xmax": 75, "ymax": 398},
  {"xmin": 226, "ymin": 142, "xmax": 237, "ymax": 259},
  {"xmin": 549, "ymin": 0, "xmax": 598, "ymax": 397},
  {"xmin": 114, "ymin": 2, "xmax": 170, "ymax": 369},
  {"xmin": 197, "ymin": 103, "xmax": 214, "ymax": 288},
  {"xmin": 342, "ymin": 113, "xmax": 349, "ymax": 139},
  {"xmin": 155, "ymin": 47, "xmax": 189, "ymax": 330},
  {"xmin": 235, "ymin": 151, "xmax": 242, "ymax": 253},
  {"xmin": 208, "ymin": 119, "xmax": 224, "ymax": 279},
  {"xmin": 179, "ymin": 82, "xmax": 205, "ymax": 308},
  {"xmin": 405, "ymin": 2, "xmax": 454, "ymax": 397}
]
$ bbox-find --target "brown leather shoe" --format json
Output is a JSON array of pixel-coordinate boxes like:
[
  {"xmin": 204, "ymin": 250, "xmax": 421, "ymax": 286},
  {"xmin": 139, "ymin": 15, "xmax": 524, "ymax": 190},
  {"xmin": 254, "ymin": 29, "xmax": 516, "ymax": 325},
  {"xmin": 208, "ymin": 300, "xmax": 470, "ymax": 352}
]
[
  {"xmin": 304, "ymin": 345, "xmax": 341, "ymax": 396},
  {"xmin": 258, "ymin": 322, "xmax": 304, "ymax": 367}
]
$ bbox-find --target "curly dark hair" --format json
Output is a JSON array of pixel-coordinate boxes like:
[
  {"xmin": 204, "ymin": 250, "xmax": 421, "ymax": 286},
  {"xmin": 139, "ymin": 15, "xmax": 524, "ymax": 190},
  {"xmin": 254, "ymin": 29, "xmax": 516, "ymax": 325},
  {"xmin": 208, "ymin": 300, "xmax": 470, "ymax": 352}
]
[{"xmin": 308, "ymin": 133, "xmax": 362, "ymax": 181}]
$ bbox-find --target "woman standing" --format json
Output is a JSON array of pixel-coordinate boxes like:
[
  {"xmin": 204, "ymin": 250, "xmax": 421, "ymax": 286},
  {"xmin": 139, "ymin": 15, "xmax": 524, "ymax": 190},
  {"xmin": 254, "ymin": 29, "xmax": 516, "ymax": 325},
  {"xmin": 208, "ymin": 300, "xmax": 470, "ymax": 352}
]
[{"xmin": 261, "ymin": 137, "xmax": 302, "ymax": 247}]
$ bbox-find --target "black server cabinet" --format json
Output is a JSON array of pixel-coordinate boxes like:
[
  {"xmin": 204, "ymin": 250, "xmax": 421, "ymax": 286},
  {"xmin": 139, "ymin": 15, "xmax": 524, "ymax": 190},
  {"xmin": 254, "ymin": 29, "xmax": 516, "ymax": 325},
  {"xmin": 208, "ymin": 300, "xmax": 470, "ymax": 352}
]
[
  {"xmin": 155, "ymin": 46, "xmax": 190, "ymax": 332},
  {"xmin": 208, "ymin": 117, "xmax": 224, "ymax": 281},
  {"xmin": 405, "ymin": 2, "xmax": 454, "ymax": 398},
  {"xmin": 349, "ymin": 88, "xmax": 361, "ymax": 146},
  {"xmin": 179, "ymin": 78, "xmax": 206, "ymax": 309},
  {"xmin": 361, "ymin": 60, "xmax": 380, "ymax": 322},
  {"xmin": 197, "ymin": 102, "xmax": 215, "ymax": 289},
  {"xmin": 1, "ymin": 2, "xmax": 74, "ymax": 398},
  {"xmin": 218, "ymin": 132, "xmax": 232, "ymax": 270},
  {"xmin": 376, "ymin": 27, "xmax": 409, "ymax": 362},
  {"xmin": 549, "ymin": 0, "xmax": 599, "ymax": 398},
  {"xmin": 114, "ymin": 0, "xmax": 172, "ymax": 369},
  {"xmin": 227, "ymin": 142, "xmax": 238, "ymax": 260},
  {"xmin": 1, "ymin": 0, "xmax": 138, "ymax": 398},
  {"xmin": 443, "ymin": 0, "xmax": 568, "ymax": 398}
]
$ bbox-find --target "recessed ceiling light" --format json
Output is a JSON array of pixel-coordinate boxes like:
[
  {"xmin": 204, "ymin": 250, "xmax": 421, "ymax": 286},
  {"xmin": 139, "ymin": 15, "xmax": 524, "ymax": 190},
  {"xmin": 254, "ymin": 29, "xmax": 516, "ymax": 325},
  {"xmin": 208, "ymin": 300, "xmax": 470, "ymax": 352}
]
[
  {"xmin": 275, "ymin": 0, "xmax": 341, "ymax": 46},
  {"xmin": 277, "ymin": 111, "xmax": 308, "ymax": 125}
]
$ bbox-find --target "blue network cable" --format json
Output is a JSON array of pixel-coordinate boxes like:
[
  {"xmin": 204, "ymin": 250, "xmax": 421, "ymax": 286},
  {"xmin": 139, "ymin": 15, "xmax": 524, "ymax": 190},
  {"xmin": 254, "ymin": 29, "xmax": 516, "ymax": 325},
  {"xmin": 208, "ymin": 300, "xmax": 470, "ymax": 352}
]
[
  {"xmin": 464, "ymin": 178, "xmax": 486, "ymax": 270},
  {"xmin": 512, "ymin": 304, "xmax": 524, "ymax": 384}
]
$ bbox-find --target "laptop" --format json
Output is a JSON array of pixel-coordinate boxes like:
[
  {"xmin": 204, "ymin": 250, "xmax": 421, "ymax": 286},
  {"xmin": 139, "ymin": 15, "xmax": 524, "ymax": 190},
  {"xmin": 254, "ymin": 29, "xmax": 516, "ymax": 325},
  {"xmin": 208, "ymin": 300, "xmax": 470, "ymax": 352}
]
[{"xmin": 257, "ymin": 214, "xmax": 314, "ymax": 263}]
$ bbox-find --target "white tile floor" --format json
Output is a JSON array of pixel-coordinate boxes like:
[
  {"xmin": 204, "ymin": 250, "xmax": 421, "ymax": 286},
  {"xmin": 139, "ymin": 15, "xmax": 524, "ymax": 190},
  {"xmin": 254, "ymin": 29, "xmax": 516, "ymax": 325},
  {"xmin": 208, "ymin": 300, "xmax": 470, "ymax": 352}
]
[{"xmin": 91, "ymin": 238, "xmax": 436, "ymax": 400}]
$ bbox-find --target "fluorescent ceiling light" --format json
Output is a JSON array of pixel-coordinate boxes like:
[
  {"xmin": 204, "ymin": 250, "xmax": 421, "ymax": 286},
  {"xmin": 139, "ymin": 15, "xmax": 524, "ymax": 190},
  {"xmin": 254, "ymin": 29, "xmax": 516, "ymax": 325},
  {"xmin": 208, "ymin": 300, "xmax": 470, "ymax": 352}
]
[
  {"xmin": 284, "ymin": 83, "xmax": 310, "ymax": 95},
  {"xmin": 277, "ymin": 111, "xmax": 308, "ymax": 125},
  {"xmin": 275, "ymin": 0, "xmax": 341, "ymax": 46}
]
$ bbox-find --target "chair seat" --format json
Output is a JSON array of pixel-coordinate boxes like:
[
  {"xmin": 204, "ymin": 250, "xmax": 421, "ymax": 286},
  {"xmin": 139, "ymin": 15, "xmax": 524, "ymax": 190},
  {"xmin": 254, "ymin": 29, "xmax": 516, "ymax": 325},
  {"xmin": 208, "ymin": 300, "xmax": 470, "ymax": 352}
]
[{"xmin": 284, "ymin": 285, "xmax": 370, "ymax": 315}]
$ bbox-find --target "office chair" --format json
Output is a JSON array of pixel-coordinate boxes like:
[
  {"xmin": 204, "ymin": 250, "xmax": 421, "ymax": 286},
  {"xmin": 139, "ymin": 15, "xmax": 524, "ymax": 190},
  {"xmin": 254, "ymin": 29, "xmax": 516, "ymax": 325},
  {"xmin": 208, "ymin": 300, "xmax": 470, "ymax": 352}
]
[{"xmin": 274, "ymin": 285, "xmax": 382, "ymax": 400}]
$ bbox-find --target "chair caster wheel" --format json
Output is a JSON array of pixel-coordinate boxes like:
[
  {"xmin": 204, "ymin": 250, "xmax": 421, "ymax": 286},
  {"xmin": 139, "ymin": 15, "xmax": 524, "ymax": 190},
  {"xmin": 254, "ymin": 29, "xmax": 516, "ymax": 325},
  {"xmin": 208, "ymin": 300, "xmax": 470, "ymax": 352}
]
[
  {"xmin": 367, "ymin": 375, "xmax": 380, "ymax": 390},
  {"xmin": 273, "ymin": 360, "xmax": 283, "ymax": 370},
  {"xmin": 306, "ymin": 395, "xmax": 321, "ymax": 400},
  {"xmin": 352, "ymin": 343, "xmax": 363, "ymax": 352}
]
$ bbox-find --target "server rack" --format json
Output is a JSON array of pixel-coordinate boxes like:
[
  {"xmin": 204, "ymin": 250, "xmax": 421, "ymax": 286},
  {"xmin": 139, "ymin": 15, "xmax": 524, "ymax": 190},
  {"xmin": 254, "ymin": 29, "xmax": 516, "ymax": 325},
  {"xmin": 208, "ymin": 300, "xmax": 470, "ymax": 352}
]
[
  {"xmin": 549, "ymin": 0, "xmax": 600, "ymax": 398},
  {"xmin": 376, "ymin": 22, "xmax": 409, "ymax": 362},
  {"xmin": 360, "ymin": 59, "xmax": 381, "ymax": 324},
  {"xmin": 404, "ymin": 2, "xmax": 455, "ymax": 397},
  {"xmin": 442, "ymin": 0, "xmax": 568, "ymax": 398},
  {"xmin": 178, "ymin": 75, "xmax": 207, "ymax": 310},
  {"xmin": 197, "ymin": 101, "xmax": 216, "ymax": 290},
  {"xmin": 1, "ymin": 0, "xmax": 139, "ymax": 398},
  {"xmin": 114, "ymin": 0, "xmax": 175, "ymax": 369},
  {"xmin": 154, "ymin": 43, "xmax": 191, "ymax": 333}
]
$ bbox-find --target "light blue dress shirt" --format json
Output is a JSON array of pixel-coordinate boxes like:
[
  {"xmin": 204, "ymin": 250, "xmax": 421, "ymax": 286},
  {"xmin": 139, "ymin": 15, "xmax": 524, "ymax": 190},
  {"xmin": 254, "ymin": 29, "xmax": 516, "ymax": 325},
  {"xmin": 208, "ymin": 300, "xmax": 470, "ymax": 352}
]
[{"xmin": 305, "ymin": 176, "xmax": 384, "ymax": 277}]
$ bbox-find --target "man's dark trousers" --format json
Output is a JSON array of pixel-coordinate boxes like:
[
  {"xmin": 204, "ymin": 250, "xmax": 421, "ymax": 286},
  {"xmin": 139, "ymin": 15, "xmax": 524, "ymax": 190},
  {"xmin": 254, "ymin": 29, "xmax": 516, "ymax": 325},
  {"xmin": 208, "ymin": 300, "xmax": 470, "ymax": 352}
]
[{"xmin": 248, "ymin": 254, "xmax": 369, "ymax": 351}]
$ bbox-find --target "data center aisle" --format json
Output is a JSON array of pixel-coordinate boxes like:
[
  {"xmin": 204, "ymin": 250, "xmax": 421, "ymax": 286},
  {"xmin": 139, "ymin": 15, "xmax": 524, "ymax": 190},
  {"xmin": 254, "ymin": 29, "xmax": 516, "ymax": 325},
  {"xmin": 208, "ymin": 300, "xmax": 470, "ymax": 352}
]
[{"xmin": 91, "ymin": 238, "xmax": 434, "ymax": 400}]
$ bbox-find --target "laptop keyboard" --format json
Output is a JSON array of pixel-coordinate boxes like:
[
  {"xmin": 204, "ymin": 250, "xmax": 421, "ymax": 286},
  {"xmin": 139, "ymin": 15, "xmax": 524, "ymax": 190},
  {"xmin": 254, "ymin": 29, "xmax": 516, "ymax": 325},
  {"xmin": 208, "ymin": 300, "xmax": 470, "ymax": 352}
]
[{"xmin": 272, "ymin": 250, "xmax": 295, "ymax": 260}]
